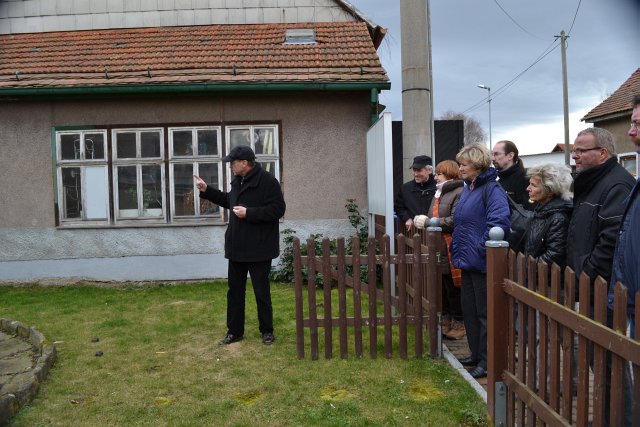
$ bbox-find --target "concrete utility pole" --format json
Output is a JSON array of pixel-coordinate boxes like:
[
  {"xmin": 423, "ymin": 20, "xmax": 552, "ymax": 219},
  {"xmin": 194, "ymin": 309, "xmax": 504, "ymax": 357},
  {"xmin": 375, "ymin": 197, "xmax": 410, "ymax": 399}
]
[
  {"xmin": 400, "ymin": 0, "xmax": 433, "ymax": 181},
  {"xmin": 558, "ymin": 30, "xmax": 571, "ymax": 166}
]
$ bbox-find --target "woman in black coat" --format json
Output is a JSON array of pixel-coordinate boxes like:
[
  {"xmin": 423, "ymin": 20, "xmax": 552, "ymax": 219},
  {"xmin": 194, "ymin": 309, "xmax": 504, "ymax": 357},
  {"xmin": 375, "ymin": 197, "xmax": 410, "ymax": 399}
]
[{"xmin": 523, "ymin": 162, "xmax": 573, "ymax": 269}]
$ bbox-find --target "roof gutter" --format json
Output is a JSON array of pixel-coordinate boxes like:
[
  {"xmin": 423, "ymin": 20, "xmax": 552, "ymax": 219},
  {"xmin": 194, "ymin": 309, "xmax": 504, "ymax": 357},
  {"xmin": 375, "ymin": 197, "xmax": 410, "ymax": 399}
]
[{"xmin": 0, "ymin": 81, "xmax": 390, "ymax": 98}]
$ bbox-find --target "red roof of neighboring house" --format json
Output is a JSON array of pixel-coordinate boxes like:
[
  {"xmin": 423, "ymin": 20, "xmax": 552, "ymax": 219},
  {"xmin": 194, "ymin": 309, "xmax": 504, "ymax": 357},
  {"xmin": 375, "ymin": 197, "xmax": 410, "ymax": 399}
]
[
  {"xmin": 0, "ymin": 22, "xmax": 389, "ymax": 91},
  {"xmin": 551, "ymin": 143, "xmax": 574, "ymax": 152},
  {"xmin": 582, "ymin": 68, "xmax": 640, "ymax": 122}
]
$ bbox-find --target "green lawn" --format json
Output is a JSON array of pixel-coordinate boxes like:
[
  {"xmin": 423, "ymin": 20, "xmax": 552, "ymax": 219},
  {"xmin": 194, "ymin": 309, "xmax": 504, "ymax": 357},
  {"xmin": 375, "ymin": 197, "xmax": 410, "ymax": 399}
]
[{"xmin": 0, "ymin": 282, "xmax": 488, "ymax": 426}]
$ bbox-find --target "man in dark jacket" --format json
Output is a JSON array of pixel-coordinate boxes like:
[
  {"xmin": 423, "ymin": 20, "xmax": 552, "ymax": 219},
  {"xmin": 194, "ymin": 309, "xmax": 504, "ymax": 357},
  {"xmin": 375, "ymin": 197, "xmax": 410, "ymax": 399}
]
[
  {"xmin": 492, "ymin": 140, "xmax": 533, "ymax": 251},
  {"xmin": 195, "ymin": 145, "xmax": 286, "ymax": 346},
  {"xmin": 609, "ymin": 95, "xmax": 640, "ymax": 336},
  {"xmin": 567, "ymin": 127, "xmax": 634, "ymax": 426},
  {"xmin": 394, "ymin": 155, "xmax": 436, "ymax": 231},
  {"xmin": 492, "ymin": 140, "xmax": 531, "ymax": 208}
]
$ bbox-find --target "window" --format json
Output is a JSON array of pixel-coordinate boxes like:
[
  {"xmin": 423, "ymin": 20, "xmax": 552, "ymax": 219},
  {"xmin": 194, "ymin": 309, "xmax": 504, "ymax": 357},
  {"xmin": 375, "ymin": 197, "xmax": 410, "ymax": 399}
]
[
  {"xmin": 618, "ymin": 152, "xmax": 638, "ymax": 177},
  {"xmin": 56, "ymin": 130, "xmax": 109, "ymax": 224},
  {"xmin": 112, "ymin": 129, "xmax": 165, "ymax": 222},
  {"xmin": 226, "ymin": 125, "xmax": 280, "ymax": 190},
  {"xmin": 168, "ymin": 127, "xmax": 222, "ymax": 218},
  {"xmin": 54, "ymin": 124, "xmax": 280, "ymax": 227}
]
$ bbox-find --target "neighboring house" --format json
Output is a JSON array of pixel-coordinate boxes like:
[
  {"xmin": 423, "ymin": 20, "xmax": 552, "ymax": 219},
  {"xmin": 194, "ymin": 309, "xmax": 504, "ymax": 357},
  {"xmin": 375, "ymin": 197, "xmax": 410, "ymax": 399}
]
[
  {"xmin": 520, "ymin": 144, "xmax": 575, "ymax": 171},
  {"xmin": 0, "ymin": 0, "xmax": 390, "ymax": 282},
  {"xmin": 582, "ymin": 68, "xmax": 640, "ymax": 176}
]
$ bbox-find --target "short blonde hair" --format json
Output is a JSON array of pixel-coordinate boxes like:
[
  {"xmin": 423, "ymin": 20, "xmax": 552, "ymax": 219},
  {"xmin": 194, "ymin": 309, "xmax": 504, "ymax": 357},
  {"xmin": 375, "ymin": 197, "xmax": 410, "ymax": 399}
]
[
  {"xmin": 526, "ymin": 162, "xmax": 573, "ymax": 201},
  {"xmin": 456, "ymin": 143, "xmax": 492, "ymax": 172}
]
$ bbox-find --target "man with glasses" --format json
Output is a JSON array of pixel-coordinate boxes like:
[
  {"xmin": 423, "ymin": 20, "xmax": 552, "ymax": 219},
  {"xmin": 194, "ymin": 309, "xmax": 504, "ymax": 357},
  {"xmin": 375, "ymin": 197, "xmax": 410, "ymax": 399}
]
[
  {"xmin": 566, "ymin": 126, "xmax": 634, "ymax": 426},
  {"xmin": 395, "ymin": 155, "xmax": 436, "ymax": 231}
]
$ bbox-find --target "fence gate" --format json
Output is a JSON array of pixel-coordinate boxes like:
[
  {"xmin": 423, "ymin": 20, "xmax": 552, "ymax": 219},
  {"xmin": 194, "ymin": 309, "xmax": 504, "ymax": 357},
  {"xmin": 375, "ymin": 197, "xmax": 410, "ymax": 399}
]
[{"xmin": 293, "ymin": 225, "xmax": 445, "ymax": 360}]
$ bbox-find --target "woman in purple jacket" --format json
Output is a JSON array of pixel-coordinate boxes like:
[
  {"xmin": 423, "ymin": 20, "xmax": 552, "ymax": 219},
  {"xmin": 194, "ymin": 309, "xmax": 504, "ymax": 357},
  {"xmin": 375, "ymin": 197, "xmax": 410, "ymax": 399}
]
[{"xmin": 450, "ymin": 143, "xmax": 510, "ymax": 379}]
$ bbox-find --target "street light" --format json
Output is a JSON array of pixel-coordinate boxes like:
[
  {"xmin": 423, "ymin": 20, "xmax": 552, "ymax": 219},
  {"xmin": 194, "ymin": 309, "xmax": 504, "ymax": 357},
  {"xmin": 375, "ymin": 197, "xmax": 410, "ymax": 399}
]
[{"xmin": 477, "ymin": 84, "xmax": 492, "ymax": 149}]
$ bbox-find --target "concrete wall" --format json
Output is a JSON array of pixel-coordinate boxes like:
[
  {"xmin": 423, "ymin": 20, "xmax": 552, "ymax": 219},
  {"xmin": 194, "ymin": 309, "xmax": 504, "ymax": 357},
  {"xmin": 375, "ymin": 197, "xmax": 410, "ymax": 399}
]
[
  {"xmin": 0, "ymin": 92, "xmax": 371, "ymax": 281},
  {"xmin": 0, "ymin": 0, "xmax": 355, "ymax": 34}
]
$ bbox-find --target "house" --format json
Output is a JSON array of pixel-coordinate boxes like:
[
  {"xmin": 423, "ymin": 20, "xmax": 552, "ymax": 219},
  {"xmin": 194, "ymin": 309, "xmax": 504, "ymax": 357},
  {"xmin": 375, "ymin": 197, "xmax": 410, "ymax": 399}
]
[
  {"xmin": 582, "ymin": 67, "xmax": 640, "ymax": 176},
  {"xmin": 0, "ymin": 0, "xmax": 390, "ymax": 282},
  {"xmin": 520, "ymin": 143, "xmax": 575, "ymax": 171}
]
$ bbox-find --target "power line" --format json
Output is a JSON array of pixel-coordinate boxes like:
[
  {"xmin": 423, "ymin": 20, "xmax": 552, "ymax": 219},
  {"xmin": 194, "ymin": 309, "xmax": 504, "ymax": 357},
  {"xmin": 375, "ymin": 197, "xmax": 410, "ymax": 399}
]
[
  {"xmin": 463, "ymin": 38, "xmax": 560, "ymax": 114},
  {"xmin": 567, "ymin": 0, "xmax": 583, "ymax": 35},
  {"xmin": 492, "ymin": 0, "xmax": 547, "ymax": 41}
]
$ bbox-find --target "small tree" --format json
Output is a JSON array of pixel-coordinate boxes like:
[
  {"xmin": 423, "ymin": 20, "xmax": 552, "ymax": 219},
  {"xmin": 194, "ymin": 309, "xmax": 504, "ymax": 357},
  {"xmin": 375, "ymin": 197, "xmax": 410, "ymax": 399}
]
[{"xmin": 439, "ymin": 110, "xmax": 487, "ymax": 145}]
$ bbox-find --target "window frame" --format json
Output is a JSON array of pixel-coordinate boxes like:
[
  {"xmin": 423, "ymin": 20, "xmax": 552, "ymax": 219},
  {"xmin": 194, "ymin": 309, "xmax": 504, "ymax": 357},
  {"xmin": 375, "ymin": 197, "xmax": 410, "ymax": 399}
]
[
  {"xmin": 112, "ymin": 128, "xmax": 166, "ymax": 224},
  {"xmin": 55, "ymin": 130, "xmax": 110, "ymax": 225},
  {"xmin": 168, "ymin": 126, "xmax": 224, "ymax": 220},
  {"xmin": 225, "ymin": 124, "xmax": 280, "ymax": 191}
]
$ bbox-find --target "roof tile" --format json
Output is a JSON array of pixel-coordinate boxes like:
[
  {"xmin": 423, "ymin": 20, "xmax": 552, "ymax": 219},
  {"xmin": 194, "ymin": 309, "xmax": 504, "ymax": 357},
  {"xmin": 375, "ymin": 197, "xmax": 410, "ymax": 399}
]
[
  {"xmin": 582, "ymin": 68, "xmax": 640, "ymax": 122},
  {"xmin": 0, "ymin": 22, "xmax": 388, "ymax": 90}
]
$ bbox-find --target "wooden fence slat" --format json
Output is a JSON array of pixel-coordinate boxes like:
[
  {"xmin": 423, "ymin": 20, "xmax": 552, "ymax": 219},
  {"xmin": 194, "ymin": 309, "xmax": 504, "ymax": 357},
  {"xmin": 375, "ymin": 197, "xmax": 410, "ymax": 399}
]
[
  {"xmin": 610, "ymin": 282, "xmax": 629, "ymax": 427},
  {"xmin": 526, "ymin": 256, "xmax": 536, "ymax": 427},
  {"xmin": 576, "ymin": 274, "xmax": 591, "ymax": 427},
  {"xmin": 293, "ymin": 237, "xmax": 304, "ymax": 359},
  {"xmin": 592, "ymin": 278, "xmax": 607, "ymax": 427},
  {"xmin": 307, "ymin": 238, "xmax": 319, "ymax": 360},
  {"xmin": 561, "ymin": 268, "xmax": 575, "ymax": 420},
  {"xmin": 537, "ymin": 261, "xmax": 548, "ymax": 405},
  {"xmin": 507, "ymin": 250, "xmax": 517, "ymax": 426},
  {"xmin": 322, "ymin": 239, "xmax": 333, "ymax": 359},
  {"xmin": 412, "ymin": 234, "xmax": 423, "ymax": 359},
  {"xmin": 337, "ymin": 237, "xmax": 348, "ymax": 359},
  {"xmin": 382, "ymin": 235, "xmax": 393, "ymax": 358},
  {"xmin": 367, "ymin": 236, "xmax": 378, "ymax": 359},
  {"xmin": 352, "ymin": 236, "xmax": 363, "ymax": 357},
  {"xmin": 516, "ymin": 253, "xmax": 526, "ymax": 427},
  {"xmin": 548, "ymin": 263, "xmax": 562, "ymax": 411},
  {"xmin": 397, "ymin": 234, "xmax": 408, "ymax": 359},
  {"xmin": 427, "ymin": 229, "xmax": 440, "ymax": 359}
]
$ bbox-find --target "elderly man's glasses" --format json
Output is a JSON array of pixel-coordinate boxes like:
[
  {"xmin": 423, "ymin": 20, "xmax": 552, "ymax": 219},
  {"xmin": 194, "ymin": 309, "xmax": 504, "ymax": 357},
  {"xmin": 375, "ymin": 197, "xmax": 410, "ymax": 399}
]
[
  {"xmin": 571, "ymin": 146, "xmax": 602, "ymax": 155},
  {"xmin": 631, "ymin": 122, "xmax": 640, "ymax": 132}
]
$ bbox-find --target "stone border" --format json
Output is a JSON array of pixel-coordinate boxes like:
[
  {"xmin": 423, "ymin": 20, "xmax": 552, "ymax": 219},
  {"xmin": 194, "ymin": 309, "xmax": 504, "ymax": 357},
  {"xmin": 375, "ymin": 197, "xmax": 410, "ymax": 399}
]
[{"xmin": 0, "ymin": 319, "xmax": 57, "ymax": 426}]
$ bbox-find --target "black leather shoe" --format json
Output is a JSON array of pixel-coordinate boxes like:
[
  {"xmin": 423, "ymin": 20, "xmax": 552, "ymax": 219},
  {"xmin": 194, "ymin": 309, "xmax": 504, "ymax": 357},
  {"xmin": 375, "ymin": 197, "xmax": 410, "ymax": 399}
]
[
  {"xmin": 262, "ymin": 333, "xmax": 275, "ymax": 345},
  {"xmin": 469, "ymin": 366, "xmax": 487, "ymax": 379},
  {"xmin": 458, "ymin": 356, "xmax": 477, "ymax": 367},
  {"xmin": 218, "ymin": 334, "xmax": 243, "ymax": 345}
]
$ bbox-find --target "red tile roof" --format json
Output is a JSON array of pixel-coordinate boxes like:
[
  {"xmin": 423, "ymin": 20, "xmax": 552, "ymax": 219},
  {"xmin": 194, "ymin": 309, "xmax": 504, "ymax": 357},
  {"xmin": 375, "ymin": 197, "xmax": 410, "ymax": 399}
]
[
  {"xmin": 0, "ymin": 22, "xmax": 389, "ymax": 91},
  {"xmin": 551, "ymin": 143, "xmax": 574, "ymax": 152},
  {"xmin": 582, "ymin": 68, "xmax": 640, "ymax": 122}
]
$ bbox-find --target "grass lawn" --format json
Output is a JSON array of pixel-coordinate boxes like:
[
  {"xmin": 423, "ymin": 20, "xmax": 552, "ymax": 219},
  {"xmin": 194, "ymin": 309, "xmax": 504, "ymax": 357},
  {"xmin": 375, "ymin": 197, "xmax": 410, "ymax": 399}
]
[{"xmin": 0, "ymin": 282, "xmax": 488, "ymax": 426}]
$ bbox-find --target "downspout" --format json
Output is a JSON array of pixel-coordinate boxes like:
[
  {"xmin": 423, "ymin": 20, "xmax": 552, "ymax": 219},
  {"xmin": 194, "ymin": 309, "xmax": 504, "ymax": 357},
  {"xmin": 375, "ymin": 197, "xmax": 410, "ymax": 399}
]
[{"xmin": 370, "ymin": 88, "xmax": 379, "ymax": 125}]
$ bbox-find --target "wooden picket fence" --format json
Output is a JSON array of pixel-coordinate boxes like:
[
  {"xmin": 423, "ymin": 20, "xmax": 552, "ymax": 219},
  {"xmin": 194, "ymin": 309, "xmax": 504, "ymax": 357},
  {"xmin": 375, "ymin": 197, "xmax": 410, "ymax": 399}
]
[
  {"xmin": 486, "ymin": 241, "xmax": 640, "ymax": 426},
  {"xmin": 292, "ymin": 230, "xmax": 443, "ymax": 360},
  {"xmin": 292, "ymin": 222, "xmax": 640, "ymax": 426}
]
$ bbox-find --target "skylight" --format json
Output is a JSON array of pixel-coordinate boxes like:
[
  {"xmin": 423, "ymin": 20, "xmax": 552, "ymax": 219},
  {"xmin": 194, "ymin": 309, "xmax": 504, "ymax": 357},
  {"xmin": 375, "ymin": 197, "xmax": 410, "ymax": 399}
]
[{"xmin": 284, "ymin": 29, "xmax": 316, "ymax": 45}]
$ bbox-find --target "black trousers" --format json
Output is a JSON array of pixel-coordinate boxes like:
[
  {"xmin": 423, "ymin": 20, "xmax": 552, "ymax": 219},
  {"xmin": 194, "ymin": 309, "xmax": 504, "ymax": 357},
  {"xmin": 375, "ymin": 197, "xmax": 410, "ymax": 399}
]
[
  {"xmin": 460, "ymin": 270, "xmax": 487, "ymax": 369},
  {"xmin": 227, "ymin": 260, "xmax": 273, "ymax": 336},
  {"xmin": 442, "ymin": 273, "xmax": 463, "ymax": 320}
]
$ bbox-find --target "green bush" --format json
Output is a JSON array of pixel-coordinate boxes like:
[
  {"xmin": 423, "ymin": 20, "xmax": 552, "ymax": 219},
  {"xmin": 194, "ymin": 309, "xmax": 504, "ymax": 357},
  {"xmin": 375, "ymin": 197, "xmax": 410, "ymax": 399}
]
[{"xmin": 270, "ymin": 199, "xmax": 371, "ymax": 284}]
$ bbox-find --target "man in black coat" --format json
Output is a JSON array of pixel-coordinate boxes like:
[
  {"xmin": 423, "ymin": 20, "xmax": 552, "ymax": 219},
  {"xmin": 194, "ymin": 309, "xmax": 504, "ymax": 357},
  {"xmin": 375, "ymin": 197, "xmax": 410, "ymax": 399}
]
[
  {"xmin": 566, "ymin": 127, "xmax": 634, "ymax": 426},
  {"xmin": 195, "ymin": 145, "xmax": 286, "ymax": 346},
  {"xmin": 394, "ymin": 155, "xmax": 436, "ymax": 231},
  {"xmin": 492, "ymin": 140, "xmax": 531, "ymax": 207},
  {"xmin": 492, "ymin": 140, "xmax": 533, "ymax": 251}
]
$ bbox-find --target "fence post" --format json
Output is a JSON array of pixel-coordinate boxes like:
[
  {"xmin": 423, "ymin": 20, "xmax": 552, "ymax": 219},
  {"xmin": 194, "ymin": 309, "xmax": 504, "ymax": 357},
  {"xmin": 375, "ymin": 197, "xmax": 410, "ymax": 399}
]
[
  {"xmin": 427, "ymin": 217, "xmax": 442, "ymax": 358},
  {"xmin": 486, "ymin": 226, "xmax": 509, "ymax": 422},
  {"xmin": 293, "ymin": 237, "xmax": 304, "ymax": 359}
]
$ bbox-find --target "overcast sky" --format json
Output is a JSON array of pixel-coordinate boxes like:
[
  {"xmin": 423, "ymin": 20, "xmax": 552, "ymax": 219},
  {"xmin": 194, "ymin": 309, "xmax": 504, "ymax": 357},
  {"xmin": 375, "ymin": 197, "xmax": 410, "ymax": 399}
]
[{"xmin": 348, "ymin": 0, "xmax": 640, "ymax": 154}]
